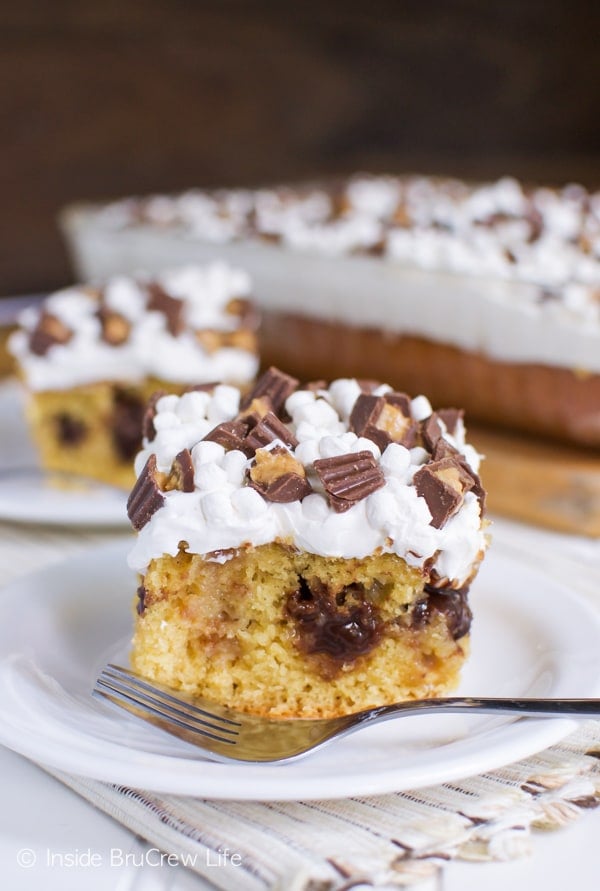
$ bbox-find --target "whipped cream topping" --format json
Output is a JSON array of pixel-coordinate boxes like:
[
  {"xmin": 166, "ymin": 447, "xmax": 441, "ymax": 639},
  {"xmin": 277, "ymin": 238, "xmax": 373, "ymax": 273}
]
[
  {"xmin": 9, "ymin": 263, "xmax": 259, "ymax": 391},
  {"xmin": 128, "ymin": 378, "xmax": 487, "ymax": 588},
  {"xmin": 96, "ymin": 174, "xmax": 600, "ymax": 327}
]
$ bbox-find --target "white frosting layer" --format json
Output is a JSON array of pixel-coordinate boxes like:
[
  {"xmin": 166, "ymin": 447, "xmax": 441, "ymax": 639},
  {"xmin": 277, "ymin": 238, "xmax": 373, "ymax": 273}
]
[
  {"xmin": 97, "ymin": 175, "xmax": 600, "ymax": 295},
  {"xmin": 9, "ymin": 263, "xmax": 259, "ymax": 391},
  {"xmin": 128, "ymin": 379, "xmax": 487, "ymax": 588},
  {"xmin": 64, "ymin": 175, "xmax": 600, "ymax": 374}
]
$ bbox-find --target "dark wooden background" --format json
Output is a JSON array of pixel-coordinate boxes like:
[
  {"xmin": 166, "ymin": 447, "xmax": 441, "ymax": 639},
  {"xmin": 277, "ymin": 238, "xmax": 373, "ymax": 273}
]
[{"xmin": 1, "ymin": 0, "xmax": 599, "ymax": 295}]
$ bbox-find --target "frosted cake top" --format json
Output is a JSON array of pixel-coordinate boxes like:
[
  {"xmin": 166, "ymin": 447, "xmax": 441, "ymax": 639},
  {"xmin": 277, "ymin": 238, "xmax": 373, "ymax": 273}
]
[
  {"xmin": 93, "ymin": 174, "xmax": 600, "ymax": 322},
  {"xmin": 9, "ymin": 263, "xmax": 260, "ymax": 391},
  {"xmin": 127, "ymin": 367, "xmax": 488, "ymax": 588}
]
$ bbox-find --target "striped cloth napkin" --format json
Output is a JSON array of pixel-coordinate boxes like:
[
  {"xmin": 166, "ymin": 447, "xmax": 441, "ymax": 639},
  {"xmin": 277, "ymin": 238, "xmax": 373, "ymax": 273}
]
[{"xmin": 44, "ymin": 722, "xmax": 600, "ymax": 890}]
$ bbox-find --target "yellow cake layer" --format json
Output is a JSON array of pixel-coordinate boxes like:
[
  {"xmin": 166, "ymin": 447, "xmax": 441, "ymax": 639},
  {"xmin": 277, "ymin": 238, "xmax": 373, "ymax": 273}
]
[
  {"xmin": 132, "ymin": 543, "xmax": 470, "ymax": 719},
  {"xmin": 25, "ymin": 377, "xmax": 188, "ymax": 489}
]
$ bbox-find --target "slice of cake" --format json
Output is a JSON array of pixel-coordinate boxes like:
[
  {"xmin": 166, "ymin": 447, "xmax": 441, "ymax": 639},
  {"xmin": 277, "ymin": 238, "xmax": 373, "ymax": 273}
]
[
  {"xmin": 8, "ymin": 263, "xmax": 260, "ymax": 488},
  {"xmin": 127, "ymin": 366, "xmax": 488, "ymax": 719},
  {"xmin": 60, "ymin": 174, "xmax": 600, "ymax": 448}
]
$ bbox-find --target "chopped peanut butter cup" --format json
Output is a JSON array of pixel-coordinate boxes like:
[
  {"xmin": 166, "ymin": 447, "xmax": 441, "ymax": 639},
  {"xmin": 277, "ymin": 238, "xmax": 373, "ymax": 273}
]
[
  {"xmin": 164, "ymin": 449, "xmax": 195, "ymax": 493},
  {"xmin": 244, "ymin": 411, "xmax": 299, "ymax": 453},
  {"xmin": 96, "ymin": 306, "xmax": 131, "ymax": 345},
  {"xmin": 127, "ymin": 454, "xmax": 166, "ymax": 530},
  {"xmin": 314, "ymin": 450, "xmax": 385, "ymax": 512},
  {"xmin": 350, "ymin": 392, "xmax": 418, "ymax": 450},
  {"xmin": 413, "ymin": 456, "xmax": 475, "ymax": 528},
  {"xmin": 248, "ymin": 446, "xmax": 312, "ymax": 502},
  {"xmin": 146, "ymin": 282, "xmax": 185, "ymax": 336},
  {"xmin": 29, "ymin": 313, "xmax": 73, "ymax": 356},
  {"xmin": 239, "ymin": 366, "xmax": 298, "ymax": 415},
  {"xmin": 203, "ymin": 419, "xmax": 251, "ymax": 453}
]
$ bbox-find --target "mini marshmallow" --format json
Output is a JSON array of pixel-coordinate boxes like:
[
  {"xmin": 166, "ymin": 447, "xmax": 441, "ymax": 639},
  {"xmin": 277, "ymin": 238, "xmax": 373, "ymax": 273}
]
[
  {"xmin": 411, "ymin": 395, "xmax": 433, "ymax": 421},
  {"xmin": 192, "ymin": 440, "xmax": 226, "ymax": 466},
  {"xmin": 222, "ymin": 449, "xmax": 249, "ymax": 486},
  {"xmin": 194, "ymin": 462, "xmax": 228, "ymax": 492}
]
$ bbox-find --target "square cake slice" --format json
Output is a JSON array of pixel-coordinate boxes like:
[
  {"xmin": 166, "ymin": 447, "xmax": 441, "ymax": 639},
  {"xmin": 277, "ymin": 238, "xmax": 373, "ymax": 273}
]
[
  {"xmin": 127, "ymin": 367, "xmax": 488, "ymax": 719},
  {"xmin": 8, "ymin": 263, "xmax": 260, "ymax": 487}
]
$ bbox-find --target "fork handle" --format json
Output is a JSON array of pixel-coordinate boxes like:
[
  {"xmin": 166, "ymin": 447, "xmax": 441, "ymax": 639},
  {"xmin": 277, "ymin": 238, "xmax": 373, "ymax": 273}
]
[{"xmin": 361, "ymin": 697, "xmax": 600, "ymax": 724}]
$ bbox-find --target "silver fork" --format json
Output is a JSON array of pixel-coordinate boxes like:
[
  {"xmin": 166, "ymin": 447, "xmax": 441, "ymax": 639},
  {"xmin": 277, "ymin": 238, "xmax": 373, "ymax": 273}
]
[{"xmin": 93, "ymin": 664, "xmax": 600, "ymax": 764}]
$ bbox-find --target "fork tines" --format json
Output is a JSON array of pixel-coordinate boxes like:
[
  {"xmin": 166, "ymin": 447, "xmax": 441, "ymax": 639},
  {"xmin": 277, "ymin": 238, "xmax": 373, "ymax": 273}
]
[{"xmin": 94, "ymin": 664, "xmax": 241, "ymax": 746}]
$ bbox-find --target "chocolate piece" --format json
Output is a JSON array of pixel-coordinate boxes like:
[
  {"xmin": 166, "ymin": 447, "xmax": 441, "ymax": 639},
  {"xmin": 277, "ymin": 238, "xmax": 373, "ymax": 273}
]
[
  {"xmin": 299, "ymin": 379, "xmax": 328, "ymax": 393},
  {"xmin": 350, "ymin": 394, "xmax": 385, "ymax": 435},
  {"xmin": 366, "ymin": 239, "xmax": 386, "ymax": 256},
  {"xmin": 96, "ymin": 306, "xmax": 131, "ymax": 345},
  {"xmin": 222, "ymin": 328, "xmax": 258, "ymax": 353},
  {"xmin": 411, "ymin": 584, "xmax": 472, "ymax": 640},
  {"xmin": 111, "ymin": 388, "xmax": 146, "ymax": 461},
  {"xmin": 203, "ymin": 419, "xmax": 251, "ymax": 453},
  {"xmin": 313, "ymin": 450, "xmax": 385, "ymax": 512},
  {"xmin": 248, "ymin": 446, "xmax": 312, "ymax": 503},
  {"xmin": 237, "ymin": 396, "xmax": 273, "ymax": 429},
  {"xmin": 526, "ymin": 204, "xmax": 544, "ymax": 243},
  {"xmin": 356, "ymin": 379, "xmax": 383, "ymax": 393},
  {"xmin": 225, "ymin": 296, "xmax": 261, "ymax": 331},
  {"xmin": 29, "ymin": 312, "xmax": 73, "ymax": 356},
  {"xmin": 136, "ymin": 584, "xmax": 147, "ymax": 616},
  {"xmin": 437, "ymin": 408, "xmax": 464, "ymax": 436},
  {"xmin": 164, "ymin": 448, "xmax": 195, "ymax": 492},
  {"xmin": 430, "ymin": 440, "xmax": 486, "ymax": 515},
  {"xmin": 55, "ymin": 413, "xmax": 87, "ymax": 446},
  {"xmin": 350, "ymin": 393, "xmax": 417, "ymax": 451},
  {"xmin": 244, "ymin": 411, "xmax": 298, "ymax": 453},
  {"xmin": 457, "ymin": 458, "xmax": 487, "ymax": 515},
  {"xmin": 420, "ymin": 413, "xmax": 444, "ymax": 451},
  {"xmin": 146, "ymin": 281, "xmax": 185, "ymax": 336},
  {"xmin": 250, "ymin": 471, "xmax": 313, "ymax": 503},
  {"xmin": 142, "ymin": 390, "xmax": 167, "ymax": 442},
  {"xmin": 127, "ymin": 454, "xmax": 166, "ymax": 530},
  {"xmin": 185, "ymin": 382, "xmax": 219, "ymax": 394},
  {"xmin": 194, "ymin": 329, "xmax": 224, "ymax": 354},
  {"xmin": 239, "ymin": 366, "xmax": 298, "ymax": 415},
  {"xmin": 413, "ymin": 456, "xmax": 474, "ymax": 528},
  {"xmin": 384, "ymin": 391, "xmax": 412, "ymax": 415},
  {"xmin": 432, "ymin": 438, "xmax": 459, "ymax": 461},
  {"xmin": 286, "ymin": 576, "xmax": 382, "ymax": 668}
]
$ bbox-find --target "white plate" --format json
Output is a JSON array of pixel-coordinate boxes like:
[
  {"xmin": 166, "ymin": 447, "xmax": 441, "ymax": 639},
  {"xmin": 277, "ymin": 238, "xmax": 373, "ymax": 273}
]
[
  {"xmin": 0, "ymin": 380, "xmax": 128, "ymax": 526},
  {"xmin": 0, "ymin": 538, "xmax": 598, "ymax": 801}
]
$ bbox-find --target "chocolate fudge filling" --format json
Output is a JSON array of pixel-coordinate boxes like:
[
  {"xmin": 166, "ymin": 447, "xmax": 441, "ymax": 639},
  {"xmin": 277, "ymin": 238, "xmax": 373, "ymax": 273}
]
[
  {"xmin": 411, "ymin": 583, "xmax": 472, "ymax": 640},
  {"xmin": 55, "ymin": 412, "xmax": 87, "ymax": 446},
  {"xmin": 286, "ymin": 575, "xmax": 472, "ymax": 678},
  {"xmin": 111, "ymin": 388, "xmax": 146, "ymax": 462},
  {"xmin": 286, "ymin": 577, "xmax": 383, "ymax": 674},
  {"xmin": 136, "ymin": 584, "xmax": 147, "ymax": 616}
]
